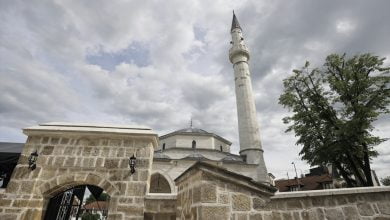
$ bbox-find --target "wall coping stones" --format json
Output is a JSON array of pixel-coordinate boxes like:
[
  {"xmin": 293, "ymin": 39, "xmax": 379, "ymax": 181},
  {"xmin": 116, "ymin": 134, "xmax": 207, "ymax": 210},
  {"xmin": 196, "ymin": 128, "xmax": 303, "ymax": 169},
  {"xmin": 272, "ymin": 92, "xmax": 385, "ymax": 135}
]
[
  {"xmin": 24, "ymin": 122, "xmax": 155, "ymax": 135},
  {"xmin": 23, "ymin": 122, "xmax": 158, "ymax": 148},
  {"xmin": 175, "ymin": 161, "xmax": 277, "ymax": 196},
  {"xmin": 273, "ymin": 186, "xmax": 390, "ymax": 199},
  {"xmin": 32, "ymin": 122, "xmax": 150, "ymax": 130}
]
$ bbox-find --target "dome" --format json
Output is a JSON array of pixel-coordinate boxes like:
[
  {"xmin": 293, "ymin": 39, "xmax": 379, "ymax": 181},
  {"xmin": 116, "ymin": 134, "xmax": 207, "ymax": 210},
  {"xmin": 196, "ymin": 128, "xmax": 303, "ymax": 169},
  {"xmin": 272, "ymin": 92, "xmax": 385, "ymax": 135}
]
[
  {"xmin": 160, "ymin": 127, "xmax": 231, "ymax": 145},
  {"xmin": 173, "ymin": 127, "xmax": 210, "ymax": 134}
]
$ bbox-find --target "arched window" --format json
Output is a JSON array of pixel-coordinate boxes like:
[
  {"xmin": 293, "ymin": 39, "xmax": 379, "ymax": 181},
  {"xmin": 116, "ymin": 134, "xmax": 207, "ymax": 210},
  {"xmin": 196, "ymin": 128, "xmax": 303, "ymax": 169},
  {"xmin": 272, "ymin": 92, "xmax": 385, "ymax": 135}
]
[
  {"xmin": 220, "ymin": 145, "xmax": 223, "ymax": 152},
  {"xmin": 149, "ymin": 173, "xmax": 171, "ymax": 193},
  {"xmin": 162, "ymin": 143, "xmax": 165, "ymax": 150},
  {"xmin": 192, "ymin": 140, "xmax": 196, "ymax": 149}
]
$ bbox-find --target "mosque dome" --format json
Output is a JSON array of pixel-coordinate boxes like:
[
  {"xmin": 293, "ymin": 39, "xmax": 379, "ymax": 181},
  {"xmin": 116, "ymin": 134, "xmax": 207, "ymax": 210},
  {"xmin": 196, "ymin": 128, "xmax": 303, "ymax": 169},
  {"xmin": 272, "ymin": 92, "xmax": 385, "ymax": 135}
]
[
  {"xmin": 158, "ymin": 126, "xmax": 231, "ymax": 152},
  {"xmin": 173, "ymin": 127, "xmax": 210, "ymax": 134}
]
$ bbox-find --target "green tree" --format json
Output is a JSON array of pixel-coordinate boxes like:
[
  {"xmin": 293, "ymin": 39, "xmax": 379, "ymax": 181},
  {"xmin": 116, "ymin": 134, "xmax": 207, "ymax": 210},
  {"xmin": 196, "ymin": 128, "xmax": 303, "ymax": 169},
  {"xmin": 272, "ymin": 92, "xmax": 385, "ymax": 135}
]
[
  {"xmin": 279, "ymin": 53, "xmax": 390, "ymax": 187},
  {"xmin": 85, "ymin": 192, "xmax": 109, "ymax": 205},
  {"xmin": 81, "ymin": 212, "xmax": 100, "ymax": 220},
  {"xmin": 381, "ymin": 176, "xmax": 390, "ymax": 186}
]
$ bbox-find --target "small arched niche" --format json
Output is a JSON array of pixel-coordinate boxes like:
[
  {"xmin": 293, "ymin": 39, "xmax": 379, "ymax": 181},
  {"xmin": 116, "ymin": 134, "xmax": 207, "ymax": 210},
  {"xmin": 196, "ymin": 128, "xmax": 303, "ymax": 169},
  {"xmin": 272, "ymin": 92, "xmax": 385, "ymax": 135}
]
[
  {"xmin": 192, "ymin": 140, "xmax": 196, "ymax": 149},
  {"xmin": 149, "ymin": 173, "xmax": 172, "ymax": 193}
]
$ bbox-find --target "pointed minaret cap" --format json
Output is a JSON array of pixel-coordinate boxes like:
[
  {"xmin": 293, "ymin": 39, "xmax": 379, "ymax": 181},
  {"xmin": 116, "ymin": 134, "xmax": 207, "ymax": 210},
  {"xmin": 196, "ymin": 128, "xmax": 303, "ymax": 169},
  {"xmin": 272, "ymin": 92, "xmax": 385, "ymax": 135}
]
[{"xmin": 231, "ymin": 11, "xmax": 242, "ymax": 32}]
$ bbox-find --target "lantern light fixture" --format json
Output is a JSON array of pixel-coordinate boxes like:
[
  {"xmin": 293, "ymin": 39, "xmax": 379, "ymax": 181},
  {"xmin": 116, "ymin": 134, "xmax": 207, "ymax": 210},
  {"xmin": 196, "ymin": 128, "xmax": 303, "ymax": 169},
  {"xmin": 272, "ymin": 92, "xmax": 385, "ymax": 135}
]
[
  {"xmin": 28, "ymin": 150, "xmax": 38, "ymax": 170},
  {"xmin": 129, "ymin": 154, "xmax": 136, "ymax": 174}
]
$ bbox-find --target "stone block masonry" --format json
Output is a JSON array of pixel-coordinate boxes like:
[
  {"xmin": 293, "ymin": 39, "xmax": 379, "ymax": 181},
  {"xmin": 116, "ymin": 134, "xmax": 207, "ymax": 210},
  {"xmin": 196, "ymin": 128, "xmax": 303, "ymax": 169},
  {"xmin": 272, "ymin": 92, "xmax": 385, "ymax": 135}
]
[
  {"xmin": 175, "ymin": 162, "xmax": 276, "ymax": 220},
  {"xmin": 144, "ymin": 194, "xmax": 176, "ymax": 220},
  {"xmin": 175, "ymin": 162, "xmax": 390, "ymax": 220},
  {"xmin": 267, "ymin": 187, "xmax": 390, "ymax": 220},
  {"xmin": 0, "ymin": 123, "xmax": 158, "ymax": 220}
]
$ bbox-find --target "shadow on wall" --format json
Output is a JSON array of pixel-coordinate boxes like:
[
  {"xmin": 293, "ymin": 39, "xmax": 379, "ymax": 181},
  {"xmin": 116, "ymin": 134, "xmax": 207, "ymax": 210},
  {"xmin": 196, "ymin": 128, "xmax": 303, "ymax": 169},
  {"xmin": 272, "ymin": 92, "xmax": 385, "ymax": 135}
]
[{"xmin": 149, "ymin": 173, "xmax": 172, "ymax": 193}]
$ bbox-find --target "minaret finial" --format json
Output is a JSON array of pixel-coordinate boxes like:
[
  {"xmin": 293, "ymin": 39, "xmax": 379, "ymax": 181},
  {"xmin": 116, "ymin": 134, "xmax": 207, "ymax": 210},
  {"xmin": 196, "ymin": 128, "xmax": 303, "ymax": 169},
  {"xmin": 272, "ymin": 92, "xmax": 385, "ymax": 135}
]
[
  {"xmin": 190, "ymin": 117, "xmax": 193, "ymax": 128},
  {"xmin": 231, "ymin": 11, "xmax": 242, "ymax": 32}
]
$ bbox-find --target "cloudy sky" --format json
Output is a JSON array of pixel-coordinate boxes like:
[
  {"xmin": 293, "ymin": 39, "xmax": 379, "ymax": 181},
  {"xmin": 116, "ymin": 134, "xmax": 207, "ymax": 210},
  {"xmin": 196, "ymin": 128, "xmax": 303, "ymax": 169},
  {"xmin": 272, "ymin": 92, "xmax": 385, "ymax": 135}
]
[{"xmin": 1, "ymin": 0, "xmax": 389, "ymax": 179}]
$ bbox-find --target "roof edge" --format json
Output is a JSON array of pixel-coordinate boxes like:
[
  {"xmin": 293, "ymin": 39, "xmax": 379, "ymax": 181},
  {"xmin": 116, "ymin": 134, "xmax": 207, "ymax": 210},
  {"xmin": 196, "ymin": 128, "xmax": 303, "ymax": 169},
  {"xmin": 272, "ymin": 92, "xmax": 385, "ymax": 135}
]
[
  {"xmin": 174, "ymin": 161, "xmax": 277, "ymax": 195},
  {"xmin": 160, "ymin": 131, "xmax": 232, "ymax": 145}
]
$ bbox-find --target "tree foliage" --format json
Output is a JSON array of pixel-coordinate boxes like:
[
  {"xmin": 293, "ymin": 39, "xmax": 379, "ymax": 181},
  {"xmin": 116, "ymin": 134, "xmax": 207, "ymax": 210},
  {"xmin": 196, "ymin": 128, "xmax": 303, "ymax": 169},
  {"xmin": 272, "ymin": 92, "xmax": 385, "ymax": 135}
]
[
  {"xmin": 81, "ymin": 213, "xmax": 100, "ymax": 220},
  {"xmin": 381, "ymin": 176, "xmax": 390, "ymax": 186},
  {"xmin": 279, "ymin": 53, "xmax": 390, "ymax": 187},
  {"xmin": 85, "ymin": 192, "xmax": 109, "ymax": 205}
]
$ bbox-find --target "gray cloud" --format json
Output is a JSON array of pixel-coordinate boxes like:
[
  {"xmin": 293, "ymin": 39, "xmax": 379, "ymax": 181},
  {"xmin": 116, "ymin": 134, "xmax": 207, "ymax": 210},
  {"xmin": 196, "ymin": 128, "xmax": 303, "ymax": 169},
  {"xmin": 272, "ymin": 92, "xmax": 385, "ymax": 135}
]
[{"xmin": 0, "ymin": 0, "xmax": 389, "ymax": 179}]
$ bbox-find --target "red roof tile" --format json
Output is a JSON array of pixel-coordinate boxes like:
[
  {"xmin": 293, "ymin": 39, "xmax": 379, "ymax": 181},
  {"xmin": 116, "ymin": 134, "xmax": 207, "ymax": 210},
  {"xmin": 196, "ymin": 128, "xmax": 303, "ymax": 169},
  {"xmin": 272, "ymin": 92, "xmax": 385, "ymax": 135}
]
[
  {"xmin": 84, "ymin": 201, "xmax": 108, "ymax": 210},
  {"xmin": 275, "ymin": 174, "xmax": 333, "ymax": 192}
]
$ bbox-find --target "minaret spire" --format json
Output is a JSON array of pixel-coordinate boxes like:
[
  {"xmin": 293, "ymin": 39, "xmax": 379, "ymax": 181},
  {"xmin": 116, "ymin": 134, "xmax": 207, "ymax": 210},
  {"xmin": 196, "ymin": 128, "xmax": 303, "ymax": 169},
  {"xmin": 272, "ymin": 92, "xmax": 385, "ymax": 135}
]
[
  {"xmin": 231, "ymin": 11, "xmax": 242, "ymax": 32},
  {"xmin": 229, "ymin": 12, "xmax": 269, "ymax": 183}
]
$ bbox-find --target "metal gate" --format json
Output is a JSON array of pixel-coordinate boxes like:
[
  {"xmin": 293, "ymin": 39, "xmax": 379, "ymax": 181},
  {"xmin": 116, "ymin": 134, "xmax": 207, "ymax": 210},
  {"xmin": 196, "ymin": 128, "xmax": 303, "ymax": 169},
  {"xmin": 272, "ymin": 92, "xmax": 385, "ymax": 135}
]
[{"xmin": 44, "ymin": 185, "xmax": 106, "ymax": 220}]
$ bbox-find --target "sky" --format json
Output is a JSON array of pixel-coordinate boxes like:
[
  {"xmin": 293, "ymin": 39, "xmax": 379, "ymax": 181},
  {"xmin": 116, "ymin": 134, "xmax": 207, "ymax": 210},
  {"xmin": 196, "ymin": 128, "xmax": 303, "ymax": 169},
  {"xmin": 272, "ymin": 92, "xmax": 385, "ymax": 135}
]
[{"xmin": 0, "ymin": 0, "xmax": 389, "ymax": 180}]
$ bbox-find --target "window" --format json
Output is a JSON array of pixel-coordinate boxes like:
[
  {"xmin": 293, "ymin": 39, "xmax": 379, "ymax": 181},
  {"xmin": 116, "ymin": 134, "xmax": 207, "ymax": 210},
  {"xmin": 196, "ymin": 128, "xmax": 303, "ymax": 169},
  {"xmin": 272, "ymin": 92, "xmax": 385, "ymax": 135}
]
[
  {"xmin": 220, "ymin": 145, "xmax": 223, "ymax": 152},
  {"xmin": 162, "ymin": 143, "xmax": 165, "ymax": 150},
  {"xmin": 290, "ymin": 186, "xmax": 299, "ymax": 192},
  {"xmin": 322, "ymin": 183, "xmax": 333, "ymax": 189},
  {"xmin": 149, "ymin": 173, "xmax": 172, "ymax": 193},
  {"xmin": 192, "ymin": 140, "xmax": 196, "ymax": 149}
]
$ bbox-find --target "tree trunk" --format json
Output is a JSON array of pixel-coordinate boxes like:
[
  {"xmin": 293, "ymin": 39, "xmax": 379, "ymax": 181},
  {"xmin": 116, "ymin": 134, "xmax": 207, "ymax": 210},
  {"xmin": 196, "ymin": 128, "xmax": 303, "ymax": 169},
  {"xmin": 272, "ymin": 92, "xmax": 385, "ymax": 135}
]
[
  {"xmin": 362, "ymin": 143, "xmax": 374, "ymax": 186},
  {"xmin": 345, "ymin": 152, "xmax": 367, "ymax": 186},
  {"xmin": 334, "ymin": 161, "xmax": 356, "ymax": 187}
]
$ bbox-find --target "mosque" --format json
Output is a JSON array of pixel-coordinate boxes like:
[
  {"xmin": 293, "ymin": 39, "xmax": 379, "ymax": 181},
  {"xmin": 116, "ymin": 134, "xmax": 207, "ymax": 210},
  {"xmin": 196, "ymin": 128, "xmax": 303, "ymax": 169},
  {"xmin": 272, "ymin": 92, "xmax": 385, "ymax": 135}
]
[
  {"xmin": 0, "ymin": 12, "xmax": 274, "ymax": 219},
  {"xmin": 1, "ymin": 12, "xmax": 387, "ymax": 220},
  {"xmin": 151, "ymin": 12, "xmax": 271, "ymax": 191}
]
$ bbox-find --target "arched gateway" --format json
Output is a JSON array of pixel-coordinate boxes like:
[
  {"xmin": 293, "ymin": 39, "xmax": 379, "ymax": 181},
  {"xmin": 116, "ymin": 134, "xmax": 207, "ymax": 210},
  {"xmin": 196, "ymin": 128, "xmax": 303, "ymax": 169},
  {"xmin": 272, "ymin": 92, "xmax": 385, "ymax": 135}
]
[
  {"xmin": 40, "ymin": 172, "xmax": 118, "ymax": 220},
  {"xmin": 1, "ymin": 123, "xmax": 158, "ymax": 220},
  {"xmin": 44, "ymin": 185, "xmax": 109, "ymax": 220}
]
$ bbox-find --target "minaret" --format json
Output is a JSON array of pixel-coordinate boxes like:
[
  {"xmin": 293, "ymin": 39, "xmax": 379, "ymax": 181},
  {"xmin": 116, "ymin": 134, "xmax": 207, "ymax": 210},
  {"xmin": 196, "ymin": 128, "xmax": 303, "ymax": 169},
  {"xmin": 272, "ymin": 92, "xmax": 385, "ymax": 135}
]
[{"xmin": 229, "ymin": 12, "xmax": 269, "ymax": 183}]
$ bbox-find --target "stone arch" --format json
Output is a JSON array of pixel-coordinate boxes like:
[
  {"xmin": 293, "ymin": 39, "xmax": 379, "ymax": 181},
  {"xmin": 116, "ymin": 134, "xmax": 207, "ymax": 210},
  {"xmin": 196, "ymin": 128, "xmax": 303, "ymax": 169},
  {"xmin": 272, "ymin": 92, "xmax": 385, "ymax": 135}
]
[
  {"xmin": 39, "ymin": 172, "xmax": 119, "ymax": 198},
  {"xmin": 149, "ymin": 172, "xmax": 174, "ymax": 194}
]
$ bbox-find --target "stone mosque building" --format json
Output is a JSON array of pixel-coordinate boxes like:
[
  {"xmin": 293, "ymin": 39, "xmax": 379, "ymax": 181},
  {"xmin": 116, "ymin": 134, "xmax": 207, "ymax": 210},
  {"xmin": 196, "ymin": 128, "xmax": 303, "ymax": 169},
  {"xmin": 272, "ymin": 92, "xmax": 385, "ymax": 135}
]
[
  {"xmin": 151, "ymin": 12, "xmax": 270, "ymax": 194},
  {"xmin": 0, "ymin": 13, "xmax": 389, "ymax": 220}
]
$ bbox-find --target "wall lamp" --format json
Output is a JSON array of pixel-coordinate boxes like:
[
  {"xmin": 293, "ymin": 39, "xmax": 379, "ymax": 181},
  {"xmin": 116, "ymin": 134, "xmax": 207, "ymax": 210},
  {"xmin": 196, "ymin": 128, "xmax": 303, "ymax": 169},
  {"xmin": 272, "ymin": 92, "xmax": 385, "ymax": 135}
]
[
  {"xmin": 28, "ymin": 150, "xmax": 38, "ymax": 170},
  {"xmin": 129, "ymin": 154, "xmax": 136, "ymax": 174}
]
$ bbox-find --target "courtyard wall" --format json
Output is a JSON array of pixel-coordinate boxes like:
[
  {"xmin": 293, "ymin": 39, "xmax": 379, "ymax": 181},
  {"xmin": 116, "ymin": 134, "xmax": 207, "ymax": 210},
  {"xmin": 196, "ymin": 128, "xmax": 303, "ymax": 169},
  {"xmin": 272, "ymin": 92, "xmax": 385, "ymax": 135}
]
[
  {"xmin": 175, "ymin": 162, "xmax": 390, "ymax": 220},
  {"xmin": 264, "ymin": 187, "xmax": 390, "ymax": 220}
]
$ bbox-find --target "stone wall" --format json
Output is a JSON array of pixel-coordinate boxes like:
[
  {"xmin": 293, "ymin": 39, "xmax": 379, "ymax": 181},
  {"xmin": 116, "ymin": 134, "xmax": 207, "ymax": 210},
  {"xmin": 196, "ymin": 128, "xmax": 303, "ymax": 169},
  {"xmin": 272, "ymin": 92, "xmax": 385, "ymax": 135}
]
[
  {"xmin": 175, "ymin": 162, "xmax": 390, "ymax": 220},
  {"xmin": 144, "ymin": 194, "xmax": 176, "ymax": 220},
  {"xmin": 266, "ymin": 187, "xmax": 390, "ymax": 220},
  {"xmin": 174, "ymin": 162, "xmax": 276, "ymax": 220},
  {"xmin": 0, "ymin": 123, "xmax": 157, "ymax": 220}
]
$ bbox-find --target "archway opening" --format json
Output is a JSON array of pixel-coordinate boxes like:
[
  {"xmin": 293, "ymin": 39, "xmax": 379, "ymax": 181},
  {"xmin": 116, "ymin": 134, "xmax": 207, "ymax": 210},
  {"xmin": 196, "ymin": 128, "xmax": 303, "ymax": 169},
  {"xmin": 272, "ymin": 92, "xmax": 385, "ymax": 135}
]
[
  {"xmin": 149, "ymin": 173, "xmax": 172, "ymax": 193},
  {"xmin": 44, "ymin": 185, "xmax": 110, "ymax": 220}
]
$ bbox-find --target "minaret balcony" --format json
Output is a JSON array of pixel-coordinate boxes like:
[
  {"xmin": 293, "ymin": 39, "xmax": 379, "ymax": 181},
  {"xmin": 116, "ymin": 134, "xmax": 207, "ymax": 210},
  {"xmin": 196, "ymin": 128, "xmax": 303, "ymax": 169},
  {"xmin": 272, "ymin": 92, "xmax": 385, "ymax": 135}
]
[{"xmin": 229, "ymin": 44, "xmax": 250, "ymax": 63}]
